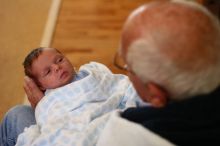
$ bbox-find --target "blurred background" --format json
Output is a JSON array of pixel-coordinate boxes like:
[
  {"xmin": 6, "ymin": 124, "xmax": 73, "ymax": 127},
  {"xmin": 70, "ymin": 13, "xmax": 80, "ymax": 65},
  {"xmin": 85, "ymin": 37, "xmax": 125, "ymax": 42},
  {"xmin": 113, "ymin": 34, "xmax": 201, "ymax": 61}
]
[
  {"xmin": 0, "ymin": 0, "xmax": 219, "ymax": 120},
  {"xmin": 0, "ymin": 0, "xmax": 52, "ymax": 120}
]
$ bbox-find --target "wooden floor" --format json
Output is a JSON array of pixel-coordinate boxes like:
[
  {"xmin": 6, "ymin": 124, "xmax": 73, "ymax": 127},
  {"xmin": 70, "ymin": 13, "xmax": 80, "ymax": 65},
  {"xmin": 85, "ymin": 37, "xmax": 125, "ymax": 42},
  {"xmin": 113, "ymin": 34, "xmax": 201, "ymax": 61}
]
[
  {"xmin": 0, "ymin": 0, "xmax": 52, "ymax": 120},
  {"xmin": 51, "ymin": 0, "xmax": 151, "ymax": 74}
]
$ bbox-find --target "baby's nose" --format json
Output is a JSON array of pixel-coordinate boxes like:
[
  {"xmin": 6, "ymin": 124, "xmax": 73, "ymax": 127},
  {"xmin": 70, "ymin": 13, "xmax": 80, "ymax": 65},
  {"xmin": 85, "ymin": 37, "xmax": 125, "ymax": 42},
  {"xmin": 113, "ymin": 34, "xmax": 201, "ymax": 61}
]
[{"xmin": 52, "ymin": 64, "xmax": 60, "ymax": 72}]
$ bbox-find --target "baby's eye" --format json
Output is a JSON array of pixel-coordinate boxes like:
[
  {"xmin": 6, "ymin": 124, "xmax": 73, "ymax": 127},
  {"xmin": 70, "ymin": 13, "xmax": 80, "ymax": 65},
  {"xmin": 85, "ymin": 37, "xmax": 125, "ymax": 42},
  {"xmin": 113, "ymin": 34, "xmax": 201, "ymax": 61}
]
[
  {"xmin": 57, "ymin": 57, "xmax": 63, "ymax": 63},
  {"xmin": 45, "ymin": 69, "xmax": 51, "ymax": 76}
]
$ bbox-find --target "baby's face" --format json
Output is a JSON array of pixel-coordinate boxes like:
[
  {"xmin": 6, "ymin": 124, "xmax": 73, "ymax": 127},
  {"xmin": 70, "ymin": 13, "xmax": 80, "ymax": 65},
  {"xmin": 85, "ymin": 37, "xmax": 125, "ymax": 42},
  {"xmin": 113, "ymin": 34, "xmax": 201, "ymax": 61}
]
[{"xmin": 31, "ymin": 48, "xmax": 75, "ymax": 90}]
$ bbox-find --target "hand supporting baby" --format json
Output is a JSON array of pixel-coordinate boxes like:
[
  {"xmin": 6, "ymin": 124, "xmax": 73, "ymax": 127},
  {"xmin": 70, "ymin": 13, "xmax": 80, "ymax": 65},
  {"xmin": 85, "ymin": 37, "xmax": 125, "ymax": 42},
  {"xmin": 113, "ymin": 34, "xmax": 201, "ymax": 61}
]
[{"xmin": 23, "ymin": 76, "xmax": 44, "ymax": 109}]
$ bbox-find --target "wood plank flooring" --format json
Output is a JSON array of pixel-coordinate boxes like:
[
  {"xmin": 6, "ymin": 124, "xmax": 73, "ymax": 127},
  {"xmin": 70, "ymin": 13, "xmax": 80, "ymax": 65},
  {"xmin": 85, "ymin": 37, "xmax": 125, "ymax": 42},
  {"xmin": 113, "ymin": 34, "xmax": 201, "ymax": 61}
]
[{"xmin": 51, "ymin": 0, "xmax": 151, "ymax": 73}]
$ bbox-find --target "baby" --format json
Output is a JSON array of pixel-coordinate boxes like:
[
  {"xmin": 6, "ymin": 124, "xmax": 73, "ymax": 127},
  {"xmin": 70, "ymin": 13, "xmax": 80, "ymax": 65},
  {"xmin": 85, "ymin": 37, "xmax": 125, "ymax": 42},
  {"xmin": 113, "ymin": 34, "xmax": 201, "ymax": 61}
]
[
  {"xmin": 18, "ymin": 47, "xmax": 148, "ymax": 146},
  {"xmin": 23, "ymin": 47, "xmax": 75, "ymax": 90},
  {"xmin": 23, "ymin": 47, "xmax": 78, "ymax": 108}
]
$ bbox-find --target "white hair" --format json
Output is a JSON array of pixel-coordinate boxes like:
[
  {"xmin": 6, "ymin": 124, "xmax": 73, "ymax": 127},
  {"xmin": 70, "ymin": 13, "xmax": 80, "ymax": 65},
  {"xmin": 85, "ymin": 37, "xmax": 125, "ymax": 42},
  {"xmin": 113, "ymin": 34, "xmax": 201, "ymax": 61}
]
[{"xmin": 126, "ymin": 0, "xmax": 220, "ymax": 100}]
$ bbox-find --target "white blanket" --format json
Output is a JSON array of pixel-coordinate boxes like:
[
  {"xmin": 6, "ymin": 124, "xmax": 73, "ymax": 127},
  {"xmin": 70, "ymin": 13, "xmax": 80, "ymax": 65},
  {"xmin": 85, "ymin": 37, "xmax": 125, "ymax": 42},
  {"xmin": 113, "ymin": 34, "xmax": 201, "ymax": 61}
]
[
  {"xmin": 16, "ymin": 62, "xmax": 147, "ymax": 146},
  {"xmin": 97, "ymin": 112, "xmax": 175, "ymax": 146}
]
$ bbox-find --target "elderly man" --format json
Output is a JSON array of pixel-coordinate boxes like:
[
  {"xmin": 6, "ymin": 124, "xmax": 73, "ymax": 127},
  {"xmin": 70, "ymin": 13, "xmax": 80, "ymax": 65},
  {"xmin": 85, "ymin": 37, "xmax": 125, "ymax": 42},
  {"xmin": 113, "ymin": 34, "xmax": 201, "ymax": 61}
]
[
  {"xmin": 97, "ymin": 0, "xmax": 220, "ymax": 145},
  {"xmin": 1, "ymin": 0, "xmax": 220, "ymax": 146}
]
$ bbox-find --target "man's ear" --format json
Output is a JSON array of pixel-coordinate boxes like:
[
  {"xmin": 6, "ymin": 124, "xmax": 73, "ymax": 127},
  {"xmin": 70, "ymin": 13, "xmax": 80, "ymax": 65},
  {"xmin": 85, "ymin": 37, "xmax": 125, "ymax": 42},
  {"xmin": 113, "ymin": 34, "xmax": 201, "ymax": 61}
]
[
  {"xmin": 128, "ymin": 71, "xmax": 168, "ymax": 108},
  {"xmin": 145, "ymin": 83, "xmax": 168, "ymax": 108}
]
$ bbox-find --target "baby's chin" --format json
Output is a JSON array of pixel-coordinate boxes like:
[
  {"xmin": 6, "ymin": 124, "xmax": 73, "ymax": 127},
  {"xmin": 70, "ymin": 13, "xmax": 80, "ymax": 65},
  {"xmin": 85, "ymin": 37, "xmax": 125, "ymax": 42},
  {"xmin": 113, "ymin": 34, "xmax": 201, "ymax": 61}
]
[
  {"xmin": 60, "ymin": 74, "xmax": 74, "ymax": 86},
  {"xmin": 52, "ymin": 81, "xmax": 72, "ymax": 89},
  {"xmin": 46, "ymin": 74, "xmax": 74, "ymax": 89}
]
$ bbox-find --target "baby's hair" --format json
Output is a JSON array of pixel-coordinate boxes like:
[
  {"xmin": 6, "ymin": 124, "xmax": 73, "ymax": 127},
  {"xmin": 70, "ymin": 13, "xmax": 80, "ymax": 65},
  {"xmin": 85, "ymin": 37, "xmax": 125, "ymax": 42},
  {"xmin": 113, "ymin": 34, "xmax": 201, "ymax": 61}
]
[{"xmin": 23, "ymin": 47, "xmax": 61, "ymax": 78}]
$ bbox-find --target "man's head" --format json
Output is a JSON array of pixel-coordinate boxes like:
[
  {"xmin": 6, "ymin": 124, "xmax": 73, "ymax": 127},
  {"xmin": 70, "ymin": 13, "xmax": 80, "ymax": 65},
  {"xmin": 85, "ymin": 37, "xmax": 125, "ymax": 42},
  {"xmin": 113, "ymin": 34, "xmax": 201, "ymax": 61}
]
[
  {"xmin": 119, "ymin": 0, "xmax": 220, "ymax": 107},
  {"xmin": 23, "ymin": 47, "xmax": 75, "ymax": 90}
]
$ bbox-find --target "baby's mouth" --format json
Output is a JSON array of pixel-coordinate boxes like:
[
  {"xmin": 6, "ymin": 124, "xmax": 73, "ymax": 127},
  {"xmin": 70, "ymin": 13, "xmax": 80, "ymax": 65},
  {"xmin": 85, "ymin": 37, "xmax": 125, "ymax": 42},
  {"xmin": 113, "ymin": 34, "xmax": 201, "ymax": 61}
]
[{"xmin": 60, "ymin": 71, "xmax": 67, "ymax": 79}]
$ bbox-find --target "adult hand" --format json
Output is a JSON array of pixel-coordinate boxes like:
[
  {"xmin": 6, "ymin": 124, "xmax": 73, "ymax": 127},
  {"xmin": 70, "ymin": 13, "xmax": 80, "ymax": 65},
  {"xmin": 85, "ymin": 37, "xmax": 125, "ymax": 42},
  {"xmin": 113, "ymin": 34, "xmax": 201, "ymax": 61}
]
[{"xmin": 23, "ymin": 76, "xmax": 44, "ymax": 109}]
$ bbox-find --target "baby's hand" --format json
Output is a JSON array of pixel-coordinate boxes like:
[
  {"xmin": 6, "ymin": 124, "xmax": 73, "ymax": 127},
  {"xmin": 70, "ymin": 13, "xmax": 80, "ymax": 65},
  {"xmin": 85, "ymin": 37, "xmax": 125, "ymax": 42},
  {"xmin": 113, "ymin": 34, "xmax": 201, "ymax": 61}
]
[{"xmin": 23, "ymin": 76, "xmax": 44, "ymax": 109}]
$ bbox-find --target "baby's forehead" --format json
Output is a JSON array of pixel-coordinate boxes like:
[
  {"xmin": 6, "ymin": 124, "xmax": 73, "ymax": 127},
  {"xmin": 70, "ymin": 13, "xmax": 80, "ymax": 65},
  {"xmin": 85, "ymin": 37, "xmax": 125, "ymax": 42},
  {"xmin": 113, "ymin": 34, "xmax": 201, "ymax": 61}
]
[
  {"xmin": 32, "ymin": 49, "xmax": 60, "ymax": 65},
  {"xmin": 31, "ymin": 49, "xmax": 61, "ymax": 75}
]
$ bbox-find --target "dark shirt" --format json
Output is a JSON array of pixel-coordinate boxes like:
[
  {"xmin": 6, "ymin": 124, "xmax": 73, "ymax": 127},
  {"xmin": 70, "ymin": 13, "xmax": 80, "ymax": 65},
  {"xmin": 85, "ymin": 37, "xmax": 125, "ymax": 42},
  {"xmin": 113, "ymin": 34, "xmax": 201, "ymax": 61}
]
[{"xmin": 121, "ymin": 87, "xmax": 220, "ymax": 146}]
